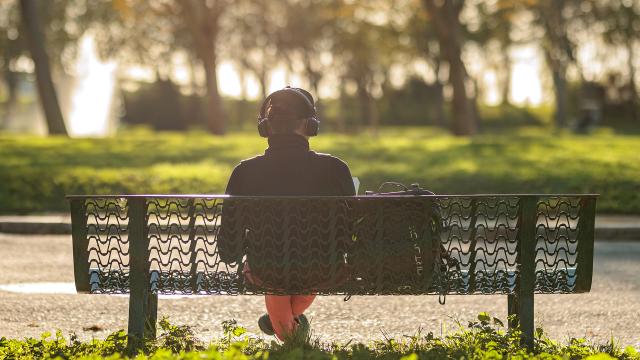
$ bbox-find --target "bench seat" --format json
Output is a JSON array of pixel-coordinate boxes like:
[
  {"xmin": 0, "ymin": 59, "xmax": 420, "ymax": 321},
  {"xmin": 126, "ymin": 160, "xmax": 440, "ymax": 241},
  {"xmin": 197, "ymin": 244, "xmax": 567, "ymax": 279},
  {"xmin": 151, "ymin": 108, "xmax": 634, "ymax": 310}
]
[{"xmin": 68, "ymin": 194, "xmax": 597, "ymax": 348}]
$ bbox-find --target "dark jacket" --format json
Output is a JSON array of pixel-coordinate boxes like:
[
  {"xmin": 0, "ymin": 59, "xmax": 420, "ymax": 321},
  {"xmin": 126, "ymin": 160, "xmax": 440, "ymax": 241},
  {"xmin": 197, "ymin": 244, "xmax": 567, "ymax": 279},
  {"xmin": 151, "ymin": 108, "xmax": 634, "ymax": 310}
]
[
  {"xmin": 218, "ymin": 134, "xmax": 355, "ymax": 268},
  {"xmin": 225, "ymin": 134, "xmax": 355, "ymax": 196}
]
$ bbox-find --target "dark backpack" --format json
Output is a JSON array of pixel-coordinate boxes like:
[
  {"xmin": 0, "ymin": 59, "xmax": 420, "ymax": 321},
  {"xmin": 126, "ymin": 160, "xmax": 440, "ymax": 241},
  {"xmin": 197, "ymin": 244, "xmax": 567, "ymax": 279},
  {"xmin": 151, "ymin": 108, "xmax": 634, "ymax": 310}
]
[{"xmin": 347, "ymin": 182, "xmax": 445, "ymax": 294}]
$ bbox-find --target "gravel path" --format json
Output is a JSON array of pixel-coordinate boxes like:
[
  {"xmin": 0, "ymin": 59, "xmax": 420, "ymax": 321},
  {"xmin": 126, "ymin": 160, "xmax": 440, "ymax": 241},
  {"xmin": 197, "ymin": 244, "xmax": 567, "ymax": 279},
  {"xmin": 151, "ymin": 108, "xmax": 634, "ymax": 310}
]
[{"xmin": 0, "ymin": 234, "xmax": 638, "ymax": 348}]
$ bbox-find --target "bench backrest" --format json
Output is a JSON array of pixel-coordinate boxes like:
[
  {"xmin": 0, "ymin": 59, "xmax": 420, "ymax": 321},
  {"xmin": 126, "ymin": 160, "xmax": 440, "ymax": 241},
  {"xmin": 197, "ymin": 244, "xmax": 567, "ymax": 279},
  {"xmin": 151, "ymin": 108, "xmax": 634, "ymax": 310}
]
[{"xmin": 68, "ymin": 195, "xmax": 597, "ymax": 296}]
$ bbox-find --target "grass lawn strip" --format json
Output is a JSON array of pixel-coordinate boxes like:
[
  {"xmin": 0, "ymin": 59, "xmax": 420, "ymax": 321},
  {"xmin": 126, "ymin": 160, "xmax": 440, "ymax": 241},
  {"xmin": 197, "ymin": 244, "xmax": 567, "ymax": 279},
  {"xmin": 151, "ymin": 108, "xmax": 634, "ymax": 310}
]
[{"xmin": 1, "ymin": 127, "xmax": 638, "ymax": 214}]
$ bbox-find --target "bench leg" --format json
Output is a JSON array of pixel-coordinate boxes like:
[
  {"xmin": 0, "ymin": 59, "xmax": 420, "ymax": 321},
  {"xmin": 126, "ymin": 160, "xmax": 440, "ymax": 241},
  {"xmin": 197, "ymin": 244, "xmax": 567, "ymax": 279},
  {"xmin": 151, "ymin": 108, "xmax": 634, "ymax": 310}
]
[
  {"xmin": 127, "ymin": 290, "xmax": 158, "ymax": 351},
  {"xmin": 145, "ymin": 292, "xmax": 158, "ymax": 338},
  {"xmin": 507, "ymin": 293, "xmax": 534, "ymax": 349}
]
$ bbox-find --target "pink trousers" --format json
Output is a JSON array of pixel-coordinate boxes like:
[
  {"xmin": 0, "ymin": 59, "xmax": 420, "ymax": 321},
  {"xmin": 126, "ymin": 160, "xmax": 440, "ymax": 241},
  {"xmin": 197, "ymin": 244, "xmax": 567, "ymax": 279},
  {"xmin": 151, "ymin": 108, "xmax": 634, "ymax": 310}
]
[{"xmin": 265, "ymin": 294, "xmax": 316, "ymax": 341}]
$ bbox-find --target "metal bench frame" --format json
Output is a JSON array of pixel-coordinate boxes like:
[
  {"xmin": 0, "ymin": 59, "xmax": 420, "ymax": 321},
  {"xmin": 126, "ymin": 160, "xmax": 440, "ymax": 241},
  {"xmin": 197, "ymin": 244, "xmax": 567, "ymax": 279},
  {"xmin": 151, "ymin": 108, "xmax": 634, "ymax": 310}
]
[{"xmin": 67, "ymin": 194, "xmax": 597, "ymax": 349}]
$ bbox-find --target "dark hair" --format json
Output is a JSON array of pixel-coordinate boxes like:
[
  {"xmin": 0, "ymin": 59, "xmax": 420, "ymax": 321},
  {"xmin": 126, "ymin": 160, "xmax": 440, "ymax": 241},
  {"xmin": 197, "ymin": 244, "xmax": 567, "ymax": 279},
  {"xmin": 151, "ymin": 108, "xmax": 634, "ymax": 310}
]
[
  {"xmin": 267, "ymin": 102, "xmax": 305, "ymax": 134},
  {"xmin": 265, "ymin": 98, "xmax": 308, "ymax": 134}
]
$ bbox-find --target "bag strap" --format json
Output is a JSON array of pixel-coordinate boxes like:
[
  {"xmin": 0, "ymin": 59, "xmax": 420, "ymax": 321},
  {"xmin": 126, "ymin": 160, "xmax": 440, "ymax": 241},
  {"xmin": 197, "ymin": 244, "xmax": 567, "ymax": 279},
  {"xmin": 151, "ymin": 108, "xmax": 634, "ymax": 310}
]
[{"xmin": 366, "ymin": 182, "xmax": 435, "ymax": 196}]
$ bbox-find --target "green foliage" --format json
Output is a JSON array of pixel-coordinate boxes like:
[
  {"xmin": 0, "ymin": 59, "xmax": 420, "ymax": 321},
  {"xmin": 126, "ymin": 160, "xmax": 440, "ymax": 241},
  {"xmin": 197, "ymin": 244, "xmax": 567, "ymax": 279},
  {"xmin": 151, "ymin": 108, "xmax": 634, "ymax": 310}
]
[
  {"xmin": 1, "ymin": 314, "xmax": 638, "ymax": 359},
  {"xmin": 1, "ymin": 127, "xmax": 639, "ymax": 214},
  {"xmin": 154, "ymin": 317, "xmax": 204, "ymax": 353},
  {"xmin": 378, "ymin": 77, "xmax": 447, "ymax": 127},
  {"xmin": 479, "ymin": 105, "xmax": 547, "ymax": 128}
]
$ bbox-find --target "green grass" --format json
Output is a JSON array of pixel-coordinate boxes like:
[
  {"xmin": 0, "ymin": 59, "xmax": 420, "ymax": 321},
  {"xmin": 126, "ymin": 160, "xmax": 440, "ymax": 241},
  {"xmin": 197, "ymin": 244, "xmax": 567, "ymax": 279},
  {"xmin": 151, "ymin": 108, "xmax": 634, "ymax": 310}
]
[
  {"xmin": 1, "ymin": 127, "xmax": 639, "ymax": 213},
  {"xmin": 1, "ymin": 315, "xmax": 638, "ymax": 359}
]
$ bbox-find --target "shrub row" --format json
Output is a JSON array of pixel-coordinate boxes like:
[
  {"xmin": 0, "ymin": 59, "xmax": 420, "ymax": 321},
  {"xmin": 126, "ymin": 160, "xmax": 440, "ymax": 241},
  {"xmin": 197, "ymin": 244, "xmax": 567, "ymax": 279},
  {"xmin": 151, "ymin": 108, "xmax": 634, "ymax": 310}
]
[{"xmin": 1, "ymin": 314, "xmax": 638, "ymax": 359}]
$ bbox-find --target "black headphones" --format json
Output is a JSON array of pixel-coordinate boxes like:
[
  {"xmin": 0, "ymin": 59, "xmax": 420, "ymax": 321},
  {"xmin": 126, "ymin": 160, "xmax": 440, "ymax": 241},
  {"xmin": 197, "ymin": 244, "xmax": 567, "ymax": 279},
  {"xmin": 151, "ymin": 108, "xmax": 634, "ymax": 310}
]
[{"xmin": 257, "ymin": 86, "xmax": 320, "ymax": 138}]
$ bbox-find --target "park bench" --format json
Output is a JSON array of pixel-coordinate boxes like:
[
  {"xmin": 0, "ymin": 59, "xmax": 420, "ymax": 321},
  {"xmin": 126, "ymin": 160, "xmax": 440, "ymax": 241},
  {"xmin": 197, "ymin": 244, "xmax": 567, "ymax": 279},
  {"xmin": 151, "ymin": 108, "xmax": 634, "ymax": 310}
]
[{"xmin": 67, "ymin": 194, "xmax": 597, "ymax": 349}]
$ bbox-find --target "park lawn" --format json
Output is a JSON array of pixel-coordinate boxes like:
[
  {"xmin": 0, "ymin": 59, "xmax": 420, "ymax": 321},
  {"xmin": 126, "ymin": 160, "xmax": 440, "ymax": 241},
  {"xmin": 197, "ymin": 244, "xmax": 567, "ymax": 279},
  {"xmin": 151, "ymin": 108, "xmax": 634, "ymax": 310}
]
[{"xmin": 0, "ymin": 127, "xmax": 638, "ymax": 214}]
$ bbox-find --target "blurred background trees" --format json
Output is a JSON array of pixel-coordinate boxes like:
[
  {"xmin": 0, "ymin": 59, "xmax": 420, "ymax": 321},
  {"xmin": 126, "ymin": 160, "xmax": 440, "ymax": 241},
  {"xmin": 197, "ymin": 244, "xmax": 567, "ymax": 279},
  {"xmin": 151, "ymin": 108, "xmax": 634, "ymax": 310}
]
[
  {"xmin": 19, "ymin": 0, "xmax": 68, "ymax": 135},
  {"xmin": 423, "ymin": 0, "xmax": 478, "ymax": 135},
  {"xmin": 0, "ymin": 0, "xmax": 638, "ymax": 136}
]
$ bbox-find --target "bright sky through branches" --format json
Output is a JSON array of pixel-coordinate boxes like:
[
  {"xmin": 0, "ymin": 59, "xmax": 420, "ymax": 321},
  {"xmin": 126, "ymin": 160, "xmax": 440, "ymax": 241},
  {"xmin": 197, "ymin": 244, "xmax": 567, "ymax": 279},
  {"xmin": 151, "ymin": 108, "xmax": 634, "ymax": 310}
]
[
  {"xmin": 112, "ymin": 31, "xmax": 545, "ymax": 106},
  {"xmin": 70, "ymin": 33, "xmax": 545, "ymax": 137}
]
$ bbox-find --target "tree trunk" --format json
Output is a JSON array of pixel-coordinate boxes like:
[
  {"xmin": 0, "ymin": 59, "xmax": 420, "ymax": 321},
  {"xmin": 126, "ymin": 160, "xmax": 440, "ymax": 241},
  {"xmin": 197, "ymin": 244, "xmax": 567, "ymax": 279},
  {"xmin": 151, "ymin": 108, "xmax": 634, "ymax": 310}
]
[
  {"xmin": 1, "ymin": 68, "xmax": 19, "ymax": 127},
  {"xmin": 538, "ymin": 0, "xmax": 575, "ymax": 128},
  {"xmin": 187, "ymin": 56, "xmax": 201, "ymax": 95},
  {"xmin": 627, "ymin": 41, "xmax": 638, "ymax": 122},
  {"xmin": 237, "ymin": 67, "xmax": 249, "ymax": 129},
  {"xmin": 369, "ymin": 96, "xmax": 379, "ymax": 134},
  {"xmin": 471, "ymin": 78, "xmax": 481, "ymax": 131},
  {"xmin": 500, "ymin": 49, "xmax": 512, "ymax": 106},
  {"xmin": 434, "ymin": 81, "xmax": 446, "ymax": 127},
  {"xmin": 180, "ymin": 0, "xmax": 226, "ymax": 135},
  {"xmin": 19, "ymin": 0, "xmax": 67, "ymax": 135},
  {"xmin": 357, "ymin": 79, "xmax": 378, "ymax": 135},
  {"xmin": 337, "ymin": 79, "xmax": 347, "ymax": 132},
  {"xmin": 551, "ymin": 65, "xmax": 568, "ymax": 128},
  {"xmin": 543, "ymin": 45, "xmax": 569, "ymax": 128},
  {"xmin": 258, "ymin": 69, "xmax": 268, "ymax": 100},
  {"xmin": 423, "ymin": 0, "xmax": 477, "ymax": 136},
  {"xmin": 432, "ymin": 59, "xmax": 447, "ymax": 127},
  {"xmin": 202, "ymin": 50, "xmax": 225, "ymax": 134},
  {"xmin": 302, "ymin": 51, "xmax": 322, "ymax": 100},
  {"xmin": 445, "ymin": 43, "xmax": 477, "ymax": 135}
]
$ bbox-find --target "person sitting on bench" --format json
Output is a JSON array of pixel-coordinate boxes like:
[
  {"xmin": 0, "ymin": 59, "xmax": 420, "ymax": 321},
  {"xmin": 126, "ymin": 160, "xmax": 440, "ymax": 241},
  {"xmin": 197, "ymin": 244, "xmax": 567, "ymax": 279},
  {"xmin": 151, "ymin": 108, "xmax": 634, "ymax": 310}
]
[{"xmin": 222, "ymin": 86, "xmax": 355, "ymax": 341}]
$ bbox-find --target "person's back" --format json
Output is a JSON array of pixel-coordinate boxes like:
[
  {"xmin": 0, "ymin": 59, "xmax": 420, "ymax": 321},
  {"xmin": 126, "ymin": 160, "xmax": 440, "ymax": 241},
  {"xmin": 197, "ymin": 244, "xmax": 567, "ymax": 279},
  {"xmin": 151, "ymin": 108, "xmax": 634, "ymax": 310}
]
[
  {"xmin": 222, "ymin": 87, "xmax": 355, "ymax": 341},
  {"xmin": 226, "ymin": 134, "xmax": 353, "ymax": 196}
]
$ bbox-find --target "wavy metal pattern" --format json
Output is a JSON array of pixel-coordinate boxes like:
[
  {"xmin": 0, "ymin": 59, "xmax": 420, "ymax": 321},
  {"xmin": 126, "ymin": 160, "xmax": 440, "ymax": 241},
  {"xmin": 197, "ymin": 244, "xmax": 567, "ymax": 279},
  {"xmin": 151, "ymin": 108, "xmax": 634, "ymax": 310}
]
[
  {"xmin": 72, "ymin": 195, "xmax": 595, "ymax": 296},
  {"xmin": 437, "ymin": 197, "xmax": 520, "ymax": 294},
  {"xmin": 85, "ymin": 198, "xmax": 130, "ymax": 293},
  {"xmin": 534, "ymin": 197, "xmax": 581, "ymax": 293}
]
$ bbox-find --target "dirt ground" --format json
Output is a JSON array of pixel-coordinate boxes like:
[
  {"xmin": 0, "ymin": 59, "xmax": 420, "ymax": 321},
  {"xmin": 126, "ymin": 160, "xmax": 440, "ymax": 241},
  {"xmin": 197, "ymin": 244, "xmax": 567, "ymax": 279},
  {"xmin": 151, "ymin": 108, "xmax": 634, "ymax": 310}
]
[{"xmin": 0, "ymin": 233, "xmax": 638, "ymax": 348}]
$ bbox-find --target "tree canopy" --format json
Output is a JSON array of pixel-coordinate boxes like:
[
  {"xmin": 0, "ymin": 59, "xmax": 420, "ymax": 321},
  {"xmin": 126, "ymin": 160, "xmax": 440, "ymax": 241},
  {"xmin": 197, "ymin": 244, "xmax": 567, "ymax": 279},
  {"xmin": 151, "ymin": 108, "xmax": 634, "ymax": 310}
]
[{"xmin": 1, "ymin": 0, "xmax": 638, "ymax": 135}]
